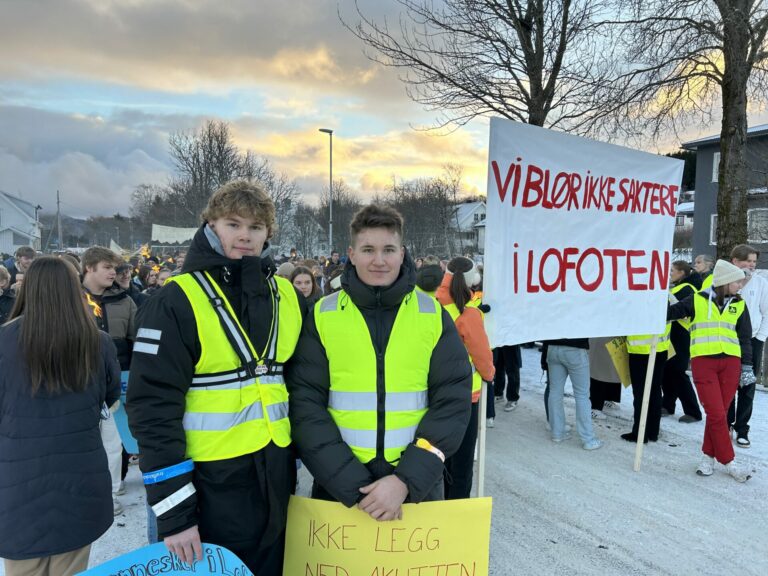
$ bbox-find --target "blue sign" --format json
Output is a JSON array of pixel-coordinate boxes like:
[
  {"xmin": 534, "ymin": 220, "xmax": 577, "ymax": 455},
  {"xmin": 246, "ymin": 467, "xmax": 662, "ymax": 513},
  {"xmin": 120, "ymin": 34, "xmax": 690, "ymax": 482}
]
[
  {"xmin": 113, "ymin": 371, "xmax": 139, "ymax": 454},
  {"xmin": 78, "ymin": 542, "xmax": 253, "ymax": 576}
]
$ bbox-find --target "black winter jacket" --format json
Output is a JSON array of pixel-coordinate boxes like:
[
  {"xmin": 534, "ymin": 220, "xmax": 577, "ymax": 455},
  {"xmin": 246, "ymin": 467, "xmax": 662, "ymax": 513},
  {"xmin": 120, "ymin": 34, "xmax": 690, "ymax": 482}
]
[
  {"xmin": 285, "ymin": 252, "xmax": 473, "ymax": 507},
  {"xmin": 127, "ymin": 225, "xmax": 306, "ymax": 541},
  {"xmin": 0, "ymin": 320, "xmax": 120, "ymax": 560},
  {"xmin": 668, "ymin": 274, "xmax": 698, "ymax": 357},
  {"xmin": 84, "ymin": 283, "xmax": 137, "ymax": 370},
  {"xmin": 0, "ymin": 289, "xmax": 14, "ymax": 324}
]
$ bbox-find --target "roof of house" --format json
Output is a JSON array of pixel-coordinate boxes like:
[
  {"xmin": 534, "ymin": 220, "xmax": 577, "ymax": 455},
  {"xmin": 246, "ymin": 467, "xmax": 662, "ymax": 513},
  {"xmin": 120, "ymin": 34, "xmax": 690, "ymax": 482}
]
[
  {"xmin": 0, "ymin": 190, "xmax": 39, "ymax": 224},
  {"xmin": 682, "ymin": 123, "xmax": 768, "ymax": 150},
  {"xmin": 676, "ymin": 202, "xmax": 695, "ymax": 215},
  {"xmin": 453, "ymin": 201, "xmax": 485, "ymax": 230}
]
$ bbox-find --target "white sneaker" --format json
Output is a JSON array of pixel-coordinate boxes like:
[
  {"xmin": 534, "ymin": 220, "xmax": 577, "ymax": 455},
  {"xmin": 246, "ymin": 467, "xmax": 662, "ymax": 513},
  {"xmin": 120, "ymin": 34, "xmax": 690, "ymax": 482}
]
[
  {"xmin": 696, "ymin": 455, "xmax": 714, "ymax": 476},
  {"xmin": 504, "ymin": 401, "xmax": 518, "ymax": 412},
  {"xmin": 113, "ymin": 499, "xmax": 124, "ymax": 516},
  {"xmin": 486, "ymin": 418, "xmax": 495, "ymax": 428},
  {"xmin": 726, "ymin": 461, "xmax": 752, "ymax": 483},
  {"xmin": 603, "ymin": 401, "xmax": 620, "ymax": 412},
  {"xmin": 546, "ymin": 422, "xmax": 572, "ymax": 433},
  {"xmin": 591, "ymin": 409, "xmax": 607, "ymax": 420}
]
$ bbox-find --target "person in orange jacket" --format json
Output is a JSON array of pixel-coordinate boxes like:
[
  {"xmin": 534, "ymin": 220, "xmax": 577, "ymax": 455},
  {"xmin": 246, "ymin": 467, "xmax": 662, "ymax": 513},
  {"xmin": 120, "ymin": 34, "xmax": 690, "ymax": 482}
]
[{"xmin": 436, "ymin": 256, "xmax": 495, "ymax": 499}]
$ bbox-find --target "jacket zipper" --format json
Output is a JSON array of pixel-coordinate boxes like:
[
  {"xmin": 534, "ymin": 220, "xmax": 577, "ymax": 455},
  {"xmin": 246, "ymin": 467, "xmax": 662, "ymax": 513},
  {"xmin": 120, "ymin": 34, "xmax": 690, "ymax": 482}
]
[{"xmin": 375, "ymin": 290, "xmax": 385, "ymax": 461}]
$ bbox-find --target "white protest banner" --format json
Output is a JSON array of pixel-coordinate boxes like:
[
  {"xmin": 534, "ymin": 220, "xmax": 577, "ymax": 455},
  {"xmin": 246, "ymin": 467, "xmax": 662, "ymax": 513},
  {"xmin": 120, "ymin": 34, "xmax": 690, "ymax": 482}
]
[{"xmin": 484, "ymin": 118, "xmax": 683, "ymax": 346}]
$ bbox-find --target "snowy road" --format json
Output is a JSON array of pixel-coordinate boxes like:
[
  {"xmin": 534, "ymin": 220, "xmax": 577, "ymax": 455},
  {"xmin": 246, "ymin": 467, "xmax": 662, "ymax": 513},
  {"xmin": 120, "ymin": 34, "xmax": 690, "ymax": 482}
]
[{"xmin": 5, "ymin": 348, "xmax": 766, "ymax": 575}]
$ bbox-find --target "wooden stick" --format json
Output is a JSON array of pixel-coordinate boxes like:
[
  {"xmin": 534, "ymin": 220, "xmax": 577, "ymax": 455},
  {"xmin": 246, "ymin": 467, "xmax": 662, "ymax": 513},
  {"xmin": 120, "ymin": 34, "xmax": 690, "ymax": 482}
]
[
  {"xmin": 634, "ymin": 335, "xmax": 659, "ymax": 472},
  {"xmin": 477, "ymin": 380, "xmax": 488, "ymax": 497}
]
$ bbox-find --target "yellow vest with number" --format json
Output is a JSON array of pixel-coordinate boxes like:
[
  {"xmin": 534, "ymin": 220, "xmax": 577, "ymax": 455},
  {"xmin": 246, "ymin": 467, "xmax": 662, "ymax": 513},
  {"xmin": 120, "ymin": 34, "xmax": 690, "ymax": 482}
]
[
  {"xmin": 315, "ymin": 289, "xmax": 443, "ymax": 465},
  {"xmin": 690, "ymin": 294, "xmax": 745, "ymax": 358},
  {"xmin": 168, "ymin": 271, "xmax": 302, "ymax": 461},
  {"xmin": 444, "ymin": 303, "xmax": 483, "ymax": 397},
  {"xmin": 627, "ymin": 322, "xmax": 672, "ymax": 354},
  {"xmin": 669, "ymin": 282, "xmax": 696, "ymax": 330}
]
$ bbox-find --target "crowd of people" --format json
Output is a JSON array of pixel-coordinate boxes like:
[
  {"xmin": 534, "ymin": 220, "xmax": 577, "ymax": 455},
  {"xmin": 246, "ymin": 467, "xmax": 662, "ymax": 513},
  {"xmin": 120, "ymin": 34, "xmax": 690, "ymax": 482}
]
[{"xmin": 0, "ymin": 179, "xmax": 762, "ymax": 576}]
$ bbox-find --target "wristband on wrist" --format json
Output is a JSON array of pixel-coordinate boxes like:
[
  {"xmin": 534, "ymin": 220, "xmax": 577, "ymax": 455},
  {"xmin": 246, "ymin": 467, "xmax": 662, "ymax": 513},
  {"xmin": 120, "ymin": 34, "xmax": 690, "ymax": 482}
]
[{"xmin": 415, "ymin": 438, "xmax": 445, "ymax": 462}]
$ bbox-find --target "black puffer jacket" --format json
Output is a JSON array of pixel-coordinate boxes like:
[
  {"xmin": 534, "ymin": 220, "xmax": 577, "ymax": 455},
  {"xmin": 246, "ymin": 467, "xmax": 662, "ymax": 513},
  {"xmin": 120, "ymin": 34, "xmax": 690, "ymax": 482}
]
[
  {"xmin": 0, "ymin": 321, "xmax": 120, "ymax": 560},
  {"xmin": 127, "ymin": 225, "xmax": 306, "ymax": 543},
  {"xmin": 285, "ymin": 251, "xmax": 472, "ymax": 507},
  {"xmin": 0, "ymin": 289, "xmax": 14, "ymax": 324}
]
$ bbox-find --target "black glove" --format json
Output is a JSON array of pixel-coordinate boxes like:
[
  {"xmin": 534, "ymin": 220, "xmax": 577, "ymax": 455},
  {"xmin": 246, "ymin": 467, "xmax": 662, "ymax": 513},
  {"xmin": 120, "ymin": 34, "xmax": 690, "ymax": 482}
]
[{"xmin": 740, "ymin": 366, "xmax": 757, "ymax": 388}]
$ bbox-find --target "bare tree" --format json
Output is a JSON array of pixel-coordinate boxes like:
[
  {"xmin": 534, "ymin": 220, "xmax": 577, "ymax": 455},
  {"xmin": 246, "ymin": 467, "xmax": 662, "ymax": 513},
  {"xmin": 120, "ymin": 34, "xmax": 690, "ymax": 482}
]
[
  {"xmin": 344, "ymin": 0, "xmax": 615, "ymax": 130},
  {"xmin": 387, "ymin": 173, "xmax": 458, "ymax": 257},
  {"xmin": 318, "ymin": 179, "xmax": 363, "ymax": 251},
  {"xmin": 291, "ymin": 200, "xmax": 323, "ymax": 258},
  {"xmin": 168, "ymin": 120, "xmax": 254, "ymax": 224},
  {"xmin": 604, "ymin": 1, "xmax": 768, "ymax": 257}
]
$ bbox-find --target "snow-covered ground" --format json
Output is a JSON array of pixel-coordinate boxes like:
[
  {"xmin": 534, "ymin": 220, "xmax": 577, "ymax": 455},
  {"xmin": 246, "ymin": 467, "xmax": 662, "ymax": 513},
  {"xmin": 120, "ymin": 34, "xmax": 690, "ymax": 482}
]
[{"xmin": 4, "ymin": 347, "xmax": 766, "ymax": 575}]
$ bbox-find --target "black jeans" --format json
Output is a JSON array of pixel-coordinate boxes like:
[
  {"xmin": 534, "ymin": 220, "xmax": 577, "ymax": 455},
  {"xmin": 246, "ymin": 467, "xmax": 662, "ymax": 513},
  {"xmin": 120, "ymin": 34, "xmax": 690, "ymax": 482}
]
[
  {"xmin": 590, "ymin": 378, "xmax": 622, "ymax": 411},
  {"xmin": 628, "ymin": 351, "xmax": 668, "ymax": 441},
  {"xmin": 493, "ymin": 346, "xmax": 521, "ymax": 401},
  {"xmin": 486, "ymin": 378, "xmax": 496, "ymax": 419},
  {"xmin": 728, "ymin": 337, "xmax": 763, "ymax": 435},
  {"xmin": 444, "ymin": 402, "xmax": 479, "ymax": 500},
  {"xmin": 661, "ymin": 343, "xmax": 702, "ymax": 419}
]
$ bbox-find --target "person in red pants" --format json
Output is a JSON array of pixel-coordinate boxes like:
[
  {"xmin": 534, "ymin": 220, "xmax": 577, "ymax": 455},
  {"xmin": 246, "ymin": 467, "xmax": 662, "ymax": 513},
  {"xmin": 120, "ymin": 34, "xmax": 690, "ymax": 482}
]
[{"xmin": 667, "ymin": 259, "xmax": 755, "ymax": 482}]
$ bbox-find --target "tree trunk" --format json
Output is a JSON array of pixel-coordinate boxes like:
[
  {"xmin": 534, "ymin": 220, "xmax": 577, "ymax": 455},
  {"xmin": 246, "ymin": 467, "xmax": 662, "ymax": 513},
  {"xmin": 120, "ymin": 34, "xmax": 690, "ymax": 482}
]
[{"xmin": 716, "ymin": 2, "xmax": 751, "ymax": 259}]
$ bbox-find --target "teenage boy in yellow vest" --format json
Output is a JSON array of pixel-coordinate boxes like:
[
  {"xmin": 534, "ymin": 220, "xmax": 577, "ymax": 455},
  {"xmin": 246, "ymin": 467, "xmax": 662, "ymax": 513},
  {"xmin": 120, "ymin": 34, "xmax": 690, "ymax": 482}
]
[
  {"xmin": 127, "ymin": 181, "xmax": 305, "ymax": 575},
  {"xmin": 286, "ymin": 204, "xmax": 472, "ymax": 521}
]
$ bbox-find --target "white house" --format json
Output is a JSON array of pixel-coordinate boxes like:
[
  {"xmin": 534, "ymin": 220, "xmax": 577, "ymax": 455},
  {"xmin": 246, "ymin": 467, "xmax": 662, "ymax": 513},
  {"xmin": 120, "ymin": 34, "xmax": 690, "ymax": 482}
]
[
  {"xmin": 0, "ymin": 190, "xmax": 41, "ymax": 254},
  {"xmin": 452, "ymin": 201, "xmax": 486, "ymax": 253}
]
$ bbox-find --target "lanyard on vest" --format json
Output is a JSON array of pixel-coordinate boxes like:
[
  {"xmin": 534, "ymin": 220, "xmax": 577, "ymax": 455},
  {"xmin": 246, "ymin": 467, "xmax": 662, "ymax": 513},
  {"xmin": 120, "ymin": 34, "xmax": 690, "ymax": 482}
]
[{"xmin": 190, "ymin": 270, "xmax": 280, "ymax": 378}]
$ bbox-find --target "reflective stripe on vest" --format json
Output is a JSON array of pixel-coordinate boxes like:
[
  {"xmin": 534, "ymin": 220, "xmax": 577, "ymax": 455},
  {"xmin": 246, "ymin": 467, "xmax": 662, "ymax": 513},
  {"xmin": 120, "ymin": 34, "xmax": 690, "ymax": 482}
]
[
  {"xmin": 168, "ymin": 272, "xmax": 302, "ymax": 461},
  {"xmin": 690, "ymin": 294, "xmax": 745, "ymax": 358},
  {"xmin": 443, "ymin": 302, "xmax": 482, "ymax": 396},
  {"xmin": 669, "ymin": 282, "xmax": 696, "ymax": 330},
  {"xmin": 626, "ymin": 322, "xmax": 672, "ymax": 354},
  {"xmin": 316, "ymin": 289, "xmax": 443, "ymax": 465}
]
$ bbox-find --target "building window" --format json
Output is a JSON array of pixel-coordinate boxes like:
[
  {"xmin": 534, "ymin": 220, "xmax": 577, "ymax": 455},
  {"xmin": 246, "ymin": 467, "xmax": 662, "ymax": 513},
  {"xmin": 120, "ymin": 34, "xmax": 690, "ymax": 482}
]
[
  {"xmin": 473, "ymin": 213, "xmax": 480, "ymax": 222},
  {"xmin": 712, "ymin": 152, "xmax": 720, "ymax": 182},
  {"xmin": 748, "ymin": 208, "xmax": 768, "ymax": 243},
  {"xmin": 710, "ymin": 214, "xmax": 718, "ymax": 245},
  {"xmin": 676, "ymin": 215, "xmax": 685, "ymax": 227},
  {"xmin": 12, "ymin": 232, "xmax": 27, "ymax": 246}
]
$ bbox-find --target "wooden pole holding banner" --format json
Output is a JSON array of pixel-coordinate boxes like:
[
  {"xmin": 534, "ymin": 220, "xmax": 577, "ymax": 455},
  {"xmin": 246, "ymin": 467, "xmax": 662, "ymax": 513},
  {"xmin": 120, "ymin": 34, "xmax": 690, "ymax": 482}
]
[
  {"xmin": 477, "ymin": 380, "xmax": 488, "ymax": 497},
  {"xmin": 634, "ymin": 335, "xmax": 659, "ymax": 471}
]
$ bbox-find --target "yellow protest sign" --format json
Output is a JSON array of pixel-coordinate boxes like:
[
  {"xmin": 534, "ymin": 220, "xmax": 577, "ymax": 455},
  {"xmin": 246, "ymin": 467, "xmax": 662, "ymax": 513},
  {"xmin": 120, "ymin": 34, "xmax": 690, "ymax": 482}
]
[
  {"xmin": 283, "ymin": 495, "xmax": 492, "ymax": 576},
  {"xmin": 605, "ymin": 337, "xmax": 632, "ymax": 388}
]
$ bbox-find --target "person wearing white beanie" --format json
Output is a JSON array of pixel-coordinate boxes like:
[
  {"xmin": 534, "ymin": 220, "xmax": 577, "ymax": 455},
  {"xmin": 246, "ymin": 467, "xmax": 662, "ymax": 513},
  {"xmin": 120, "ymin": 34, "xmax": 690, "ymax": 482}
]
[
  {"xmin": 727, "ymin": 244, "xmax": 768, "ymax": 448},
  {"xmin": 667, "ymin": 259, "xmax": 754, "ymax": 482}
]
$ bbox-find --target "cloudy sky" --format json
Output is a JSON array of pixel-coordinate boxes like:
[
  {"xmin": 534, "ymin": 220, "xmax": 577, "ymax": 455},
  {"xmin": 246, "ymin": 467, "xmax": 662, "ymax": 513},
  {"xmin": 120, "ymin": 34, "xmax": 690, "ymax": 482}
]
[{"xmin": 0, "ymin": 0, "xmax": 761, "ymax": 219}]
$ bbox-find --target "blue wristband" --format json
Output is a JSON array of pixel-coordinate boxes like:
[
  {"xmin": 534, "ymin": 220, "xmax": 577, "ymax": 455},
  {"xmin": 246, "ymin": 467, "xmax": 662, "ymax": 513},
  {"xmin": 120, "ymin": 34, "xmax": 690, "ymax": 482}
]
[{"xmin": 142, "ymin": 460, "xmax": 194, "ymax": 485}]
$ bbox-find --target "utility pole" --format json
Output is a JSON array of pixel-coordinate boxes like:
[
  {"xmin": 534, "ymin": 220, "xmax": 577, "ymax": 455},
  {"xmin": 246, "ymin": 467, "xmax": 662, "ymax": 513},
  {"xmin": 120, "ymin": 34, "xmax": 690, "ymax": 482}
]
[{"xmin": 56, "ymin": 190, "xmax": 63, "ymax": 251}]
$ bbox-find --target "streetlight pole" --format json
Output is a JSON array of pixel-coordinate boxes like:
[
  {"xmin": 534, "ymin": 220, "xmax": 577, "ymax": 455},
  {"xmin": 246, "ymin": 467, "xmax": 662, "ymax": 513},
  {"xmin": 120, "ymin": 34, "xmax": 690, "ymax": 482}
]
[{"xmin": 319, "ymin": 128, "xmax": 333, "ymax": 251}]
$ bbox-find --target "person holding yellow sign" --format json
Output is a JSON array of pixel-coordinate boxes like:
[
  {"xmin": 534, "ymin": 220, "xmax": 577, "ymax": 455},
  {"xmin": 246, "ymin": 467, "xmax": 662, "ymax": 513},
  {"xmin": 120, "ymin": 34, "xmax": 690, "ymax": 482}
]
[{"xmin": 286, "ymin": 204, "xmax": 473, "ymax": 520}]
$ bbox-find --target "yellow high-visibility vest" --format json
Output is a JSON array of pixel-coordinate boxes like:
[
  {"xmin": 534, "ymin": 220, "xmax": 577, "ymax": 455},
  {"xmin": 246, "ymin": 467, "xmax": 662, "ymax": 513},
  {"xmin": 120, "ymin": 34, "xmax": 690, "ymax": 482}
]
[
  {"xmin": 701, "ymin": 274, "xmax": 713, "ymax": 291},
  {"xmin": 444, "ymin": 302, "xmax": 483, "ymax": 397},
  {"xmin": 669, "ymin": 282, "xmax": 696, "ymax": 330},
  {"xmin": 315, "ymin": 289, "xmax": 443, "ymax": 465},
  {"xmin": 168, "ymin": 271, "xmax": 302, "ymax": 461},
  {"xmin": 627, "ymin": 322, "xmax": 672, "ymax": 354},
  {"xmin": 690, "ymin": 293, "xmax": 745, "ymax": 358}
]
